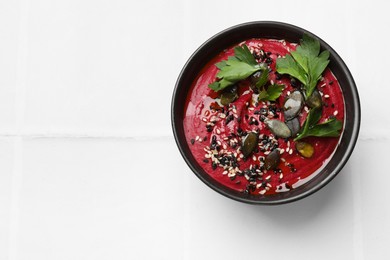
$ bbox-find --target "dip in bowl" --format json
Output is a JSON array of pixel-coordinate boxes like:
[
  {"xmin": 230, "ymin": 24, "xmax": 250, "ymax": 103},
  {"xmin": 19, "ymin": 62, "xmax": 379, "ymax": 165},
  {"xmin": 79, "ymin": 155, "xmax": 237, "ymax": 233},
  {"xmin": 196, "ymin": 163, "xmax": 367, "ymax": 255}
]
[{"xmin": 172, "ymin": 21, "xmax": 360, "ymax": 205}]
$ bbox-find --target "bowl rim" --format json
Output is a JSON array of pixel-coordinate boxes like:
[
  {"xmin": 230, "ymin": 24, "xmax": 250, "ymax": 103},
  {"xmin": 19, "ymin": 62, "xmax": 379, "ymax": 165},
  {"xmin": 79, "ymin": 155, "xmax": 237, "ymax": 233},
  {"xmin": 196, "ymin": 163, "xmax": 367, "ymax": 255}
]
[{"xmin": 171, "ymin": 21, "xmax": 361, "ymax": 205}]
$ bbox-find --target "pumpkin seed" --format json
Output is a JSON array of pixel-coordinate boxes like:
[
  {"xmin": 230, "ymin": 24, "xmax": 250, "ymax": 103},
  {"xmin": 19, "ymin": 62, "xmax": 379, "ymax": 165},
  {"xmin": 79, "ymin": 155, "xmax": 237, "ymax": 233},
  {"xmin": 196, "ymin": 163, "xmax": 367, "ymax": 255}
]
[
  {"xmin": 220, "ymin": 85, "xmax": 238, "ymax": 106},
  {"xmin": 241, "ymin": 132, "xmax": 258, "ymax": 158},
  {"xmin": 265, "ymin": 119, "xmax": 291, "ymax": 138},
  {"xmin": 283, "ymin": 91, "xmax": 304, "ymax": 120},
  {"xmin": 265, "ymin": 149, "xmax": 280, "ymax": 170},
  {"xmin": 306, "ymin": 89, "xmax": 322, "ymax": 108},
  {"xmin": 295, "ymin": 141, "xmax": 314, "ymax": 158},
  {"xmin": 286, "ymin": 117, "xmax": 301, "ymax": 137}
]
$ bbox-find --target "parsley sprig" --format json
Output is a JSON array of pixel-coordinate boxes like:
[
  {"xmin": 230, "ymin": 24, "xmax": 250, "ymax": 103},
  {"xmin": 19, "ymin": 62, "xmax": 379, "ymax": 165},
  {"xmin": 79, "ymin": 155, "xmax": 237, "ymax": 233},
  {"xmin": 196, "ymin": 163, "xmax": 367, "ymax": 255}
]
[
  {"xmin": 208, "ymin": 45, "xmax": 263, "ymax": 92},
  {"xmin": 276, "ymin": 34, "xmax": 330, "ymax": 98},
  {"xmin": 294, "ymin": 107, "xmax": 343, "ymax": 141}
]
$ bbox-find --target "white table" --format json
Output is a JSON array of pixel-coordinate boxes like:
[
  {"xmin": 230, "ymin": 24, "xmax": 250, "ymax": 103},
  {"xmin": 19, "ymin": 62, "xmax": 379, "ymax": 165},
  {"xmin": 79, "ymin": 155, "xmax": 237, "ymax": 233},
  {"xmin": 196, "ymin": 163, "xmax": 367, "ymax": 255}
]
[{"xmin": 0, "ymin": 0, "xmax": 388, "ymax": 259}]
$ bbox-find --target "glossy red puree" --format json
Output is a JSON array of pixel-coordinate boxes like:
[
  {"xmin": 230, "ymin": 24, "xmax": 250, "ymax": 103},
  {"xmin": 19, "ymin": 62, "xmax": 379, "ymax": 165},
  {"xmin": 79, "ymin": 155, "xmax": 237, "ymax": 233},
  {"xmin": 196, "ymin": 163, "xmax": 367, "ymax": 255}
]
[{"xmin": 183, "ymin": 39, "xmax": 344, "ymax": 195}]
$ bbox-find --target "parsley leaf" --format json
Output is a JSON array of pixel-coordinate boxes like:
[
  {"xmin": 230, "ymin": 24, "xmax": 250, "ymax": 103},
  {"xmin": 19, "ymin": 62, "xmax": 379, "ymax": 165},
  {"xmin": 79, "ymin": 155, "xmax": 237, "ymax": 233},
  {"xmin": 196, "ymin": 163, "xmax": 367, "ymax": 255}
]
[
  {"xmin": 208, "ymin": 45, "xmax": 261, "ymax": 92},
  {"xmin": 294, "ymin": 107, "xmax": 342, "ymax": 141},
  {"xmin": 276, "ymin": 34, "xmax": 330, "ymax": 98},
  {"xmin": 258, "ymin": 84, "xmax": 285, "ymax": 102}
]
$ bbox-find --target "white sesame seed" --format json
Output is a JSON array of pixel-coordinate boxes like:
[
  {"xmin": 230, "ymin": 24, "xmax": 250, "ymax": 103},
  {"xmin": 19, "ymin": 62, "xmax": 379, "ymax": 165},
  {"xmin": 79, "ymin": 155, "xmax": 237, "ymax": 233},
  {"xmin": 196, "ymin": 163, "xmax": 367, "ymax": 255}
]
[
  {"xmin": 239, "ymin": 154, "xmax": 244, "ymax": 158},
  {"xmin": 252, "ymin": 155, "xmax": 257, "ymax": 161},
  {"xmin": 324, "ymin": 94, "xmax": 330, "ymax": 99},
  {"xmin": 248, "ymin": 107, "xmax": 254, "ymax": 111},
  {"xmin": 217, "ymin": 140, "xmax": 222, "ymax": 146},
  {"xmin": 289, "ymin": 149, "xmax": 293, "ymax": 155},
  {"xmin": 205, "ymin": 154, "xmax": 211, "ymax": 158},
  {"xmin": 287, "ymin": 91, "xmax": 291, "ymax": 96},
  {"xmin": 279, "ymin": 148, "xmax": 285, "ymax": 154},
  {"xmin": 264, "ymin": 151, "xmax": 270, "ymax": 155},
  {"xmin": 279, "ymin": 173, "xmax": 283, "ymax": 179},
  {"xmin": 202, "ymin": 118, "xmax": 207, "ymax": 122},
  {"xmin": 204, "ymin": 110, "xmax": 210, "ymax": 116},
  {"xmin": 286, "ymin": 147, "xmax": 290, "ymax": 153},
  {"xmin": 259, "ymin": 190, "xmax": 266, "ymax": 195},
  {"xmin": 333, "ymin": 110, "xmax": 339, "ymax": 116},
  {"xmin": 195, "ymin": 136, "xmax": 200, "ymax": 141},
  {"xmin": 257, "ymin": 183, "xmax": 263, "ymax": 189},
  {"xmin": 319, "ymin": 91, "xmax": 324, "ymax": 97},
  {"xmin": 228, "ymin": 166, "xmax": 233, "ymax": 171},
  {"xmin": 216, "ymin": 129, "xmax": 221, "ymax": 134},
  {"xmin": 223, "ymin": 144, "xmax": 227, "ymax": 149},
  {"xmin": 198, "ymin": 139, "xmax": 202, "ymax": 143},
  {"xmin": 270, "ymin": 80, "xmax": 274, "ymax": 85},
  {"xmin": 267, "ymin": 183, "xmax": 272, "ymax": 188},
  {"xmin": 281, "ymin": 158, "xmax": 286, "ymax": 162},
  {"xmin": 222, "ymin": 170, "xmax": 228, "ymax": 175},
  {"xmin": 287, "ymin": 141, "xmax": 290, "ymax": 147},
  {"xmin": 233, "ymin": 108, "xmax": 237, "ymax": 114},
  {"xmin": 320, "ymin": 83, "xmax": 326, "ymax": 88},
  {"xmin": 266, "ymin": 175, "xmax": 271, "ymax": 180}
]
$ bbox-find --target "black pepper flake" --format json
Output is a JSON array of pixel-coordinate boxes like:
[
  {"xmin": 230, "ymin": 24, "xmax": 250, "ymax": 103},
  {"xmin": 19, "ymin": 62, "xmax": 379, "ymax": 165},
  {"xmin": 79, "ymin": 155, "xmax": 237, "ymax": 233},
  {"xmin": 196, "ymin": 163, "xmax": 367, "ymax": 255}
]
[
  {"xmin": 212, "ymin": 162, "xmax": 217, "ymax": 170},
  {"xmin": 331, "ymin": 103, "xmax": 335, "ymax": 108},
  {"xmin": 237, "ymin": 116, "xmax": 242, "ymax": 123},
  {"xmin": 275, "ymin": 72, "xmax": 282, "ymax": 80},
  {"xmin": 190, "ymin": 139, "xmax": 195, "ymax": 145},
  {"xmin": 329, "ymin": 80, "xmax": 334, "ymax": 85},
  {"xmin": 225, "ymin": 114, "xmax": 234, "ymax": 125},
  {"xmin": 235, "ymin": 180, "xmax": 241, "ymax": 184},
  {"xmin": 203, "ymin": 159, "xmax": 209, "ymax": 163},
  {"xmin": 285, "ymin": 183, "xmax": 292, "ymax": 190}
]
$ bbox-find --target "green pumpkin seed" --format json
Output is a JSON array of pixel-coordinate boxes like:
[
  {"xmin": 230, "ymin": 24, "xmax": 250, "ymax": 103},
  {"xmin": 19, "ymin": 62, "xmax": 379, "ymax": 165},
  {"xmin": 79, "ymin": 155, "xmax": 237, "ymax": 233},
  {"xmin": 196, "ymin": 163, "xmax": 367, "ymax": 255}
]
[
  {"xmin": 296, "ymin": 141, "xmax": 314, "ymax": 158},
  {"xmin": 265, "ymin": 149, "xmax": 280, "ymax": 170},
  {"xmin": 265, "ymin": 119, "xmax": 291, "ymax": 138},
  {"xmin": 241, "ymin": 132, "xmax": 258, "ymax": 158},
  {"xmin": 220, "ymin": 85, "xmax": 238, "ymax": 106},
  {"xmin": 284, "ymin": 91, "xmax": 304, "ymax": 120},
  {"xmin": 306, "ymin": 89, "xmax": 322, "ymax": 108}
]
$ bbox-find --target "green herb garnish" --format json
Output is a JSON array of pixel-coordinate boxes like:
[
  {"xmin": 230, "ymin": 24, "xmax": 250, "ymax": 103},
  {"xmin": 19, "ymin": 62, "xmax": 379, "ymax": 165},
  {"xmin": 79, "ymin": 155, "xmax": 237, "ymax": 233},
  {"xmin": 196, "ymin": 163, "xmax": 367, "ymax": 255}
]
[
  {"xmin": 294, "ymin": 107, "xmax": 343, "ymax": 141},
  {"xmin": 258, "ymin": 84, "xmax": 284, "ymax": 102},
  {"xmin": 276, "ymin": 34, "xmax": 330, "ymax": 98},
  {"xmin": 209, "ymin": 45, "xmax": 263, "ymax": 92}
]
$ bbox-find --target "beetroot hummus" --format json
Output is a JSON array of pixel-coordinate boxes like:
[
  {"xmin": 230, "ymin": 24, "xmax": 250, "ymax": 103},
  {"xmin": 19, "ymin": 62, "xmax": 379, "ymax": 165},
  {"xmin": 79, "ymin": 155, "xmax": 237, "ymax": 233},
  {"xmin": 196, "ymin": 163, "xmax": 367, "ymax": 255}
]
[{"xmin": 183, "ymin": 38, "xmax": 344, "ymax": 195}]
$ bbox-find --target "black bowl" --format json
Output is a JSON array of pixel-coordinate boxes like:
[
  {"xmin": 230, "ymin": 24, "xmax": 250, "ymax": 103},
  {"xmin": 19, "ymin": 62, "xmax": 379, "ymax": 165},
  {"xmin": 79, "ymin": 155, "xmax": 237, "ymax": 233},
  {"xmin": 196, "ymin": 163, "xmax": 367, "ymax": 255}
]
[{"xmin": 171, "ymin": 21, "xmax": 360, "ymax": 205}]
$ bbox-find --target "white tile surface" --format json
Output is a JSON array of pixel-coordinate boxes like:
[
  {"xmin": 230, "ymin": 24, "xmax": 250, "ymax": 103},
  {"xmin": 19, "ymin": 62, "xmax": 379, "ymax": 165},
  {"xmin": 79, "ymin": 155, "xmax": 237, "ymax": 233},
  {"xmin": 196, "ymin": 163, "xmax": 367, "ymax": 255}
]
[{"xmin": 1, "ymin": 0, "xmax": 389, "ymax": 259}]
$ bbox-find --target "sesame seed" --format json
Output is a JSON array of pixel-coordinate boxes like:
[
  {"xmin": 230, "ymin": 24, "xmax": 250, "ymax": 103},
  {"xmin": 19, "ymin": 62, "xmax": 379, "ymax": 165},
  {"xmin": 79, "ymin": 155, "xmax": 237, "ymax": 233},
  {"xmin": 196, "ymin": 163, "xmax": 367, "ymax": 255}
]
[
  {"xmin": 202, "ymin": 118, "xmax": 207, "ymax": 122},
  {"xmin": 320, "ymin": 83, "xmax": 326, "ymax": 88},
  {"xmin": 232, "ymin": 108, "xmax": 237, "ymax": 114},
  {"xmin": 219, "ymin": 113, "xmax": 226, "ymax": 119},
  {"xmin": 279, "ymin": 148, "xmax": 285, "ymax": 154},
  {"xmin": 259, "ymin": 189, "xmax": 266, "ymax": 195},
  {"xmin": 289, "ymin": 149, "xmax": 293, "ymax": 155},
  {"xmin": 279, "ymin": 173, "xmax": 283, "ymax": 179},
  {"xmin": 195, "ymin": 136, "xmax": 200, "ymax": 141},
  {"xmin": 286, "ymin": 147, "xmax": 290, "ymax": 153},
  {"xmin": 324, "ymin": 94, "xmax": 330, "ymax": 99},
  {"xmin": 216, "ymin": 129, "xmax": 221, "ymax": 134},
  {"xmin": 333, "ymin": 110, "xmax": 339, "ymax": 116},
  {"xmin": 205, "ymin": 154, "xmax": 211, "ymax": 158},
  {"xmin": 217, "ymin": 140, "xmax": 222, "ymax": 146},
  {"xmin": 222, "ymin": 170, "xmax": 228, "ymax": 175},
  {"xmin": 223, "ymin": 144, "xmax": 227, "ymax": 149},
  {"xmin": 266, "ymin": 175, "xmax": 271, "ymax": 180},
  {"xmin": 204, "ymin": 110, "xmax": 210, "ymax": 116},
  {"xmin": 267, "ymin": 183, "xmax": 272, "ymax": 188},
  {"xmin": 248, "ymin": 107, "xmax": 254, "ymax": 111},
  {"xmin": 252, "ymin": 155, "xmax": 257, "ymax": 161}
]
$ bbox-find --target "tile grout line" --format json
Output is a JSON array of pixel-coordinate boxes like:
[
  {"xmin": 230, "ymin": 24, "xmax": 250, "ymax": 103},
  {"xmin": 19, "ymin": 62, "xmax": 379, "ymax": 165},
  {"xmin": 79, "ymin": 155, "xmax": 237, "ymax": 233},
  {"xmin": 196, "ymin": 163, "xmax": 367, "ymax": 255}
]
[
  {"xmin": 8, "ymin": 0, "xmax": 30, "ymax": 259},
  {"xmin": 344, "ymin": 0, "xmax": 365, "ymax": 258}
]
